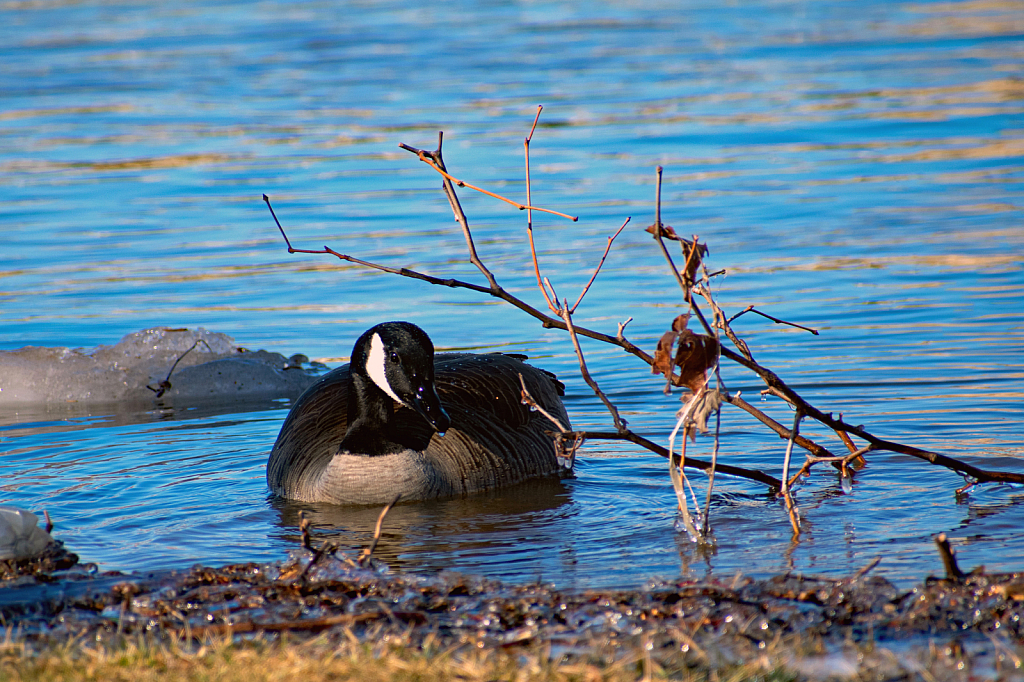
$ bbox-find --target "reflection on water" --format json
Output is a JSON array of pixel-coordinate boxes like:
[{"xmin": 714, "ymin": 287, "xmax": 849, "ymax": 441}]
[
  {"xmin": 272, "ymin": 477, "xmax": 577, "ymax": 578},
  {"xmin": 1, "ymin": 0, "xmax": 1022, "ymax": 589}
]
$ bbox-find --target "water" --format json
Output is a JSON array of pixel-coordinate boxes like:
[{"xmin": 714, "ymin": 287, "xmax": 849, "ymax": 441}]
[{"xmin": 1, "ymin": 0, "xmax": 1022, "ymax": 589}]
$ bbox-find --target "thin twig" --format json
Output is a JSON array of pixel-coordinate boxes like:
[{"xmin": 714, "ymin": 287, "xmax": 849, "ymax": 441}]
[
  {"xmin": 934, "ymin": 533, "xmax": 965, "ymax": 581},
  {"xmin": 146, "ymin": 338, "xmax": 213, "ymax": 398},
  {"xmin": 727, "ymin": 305, "xmax": 819, "ymax": 336},
  {"xmin": 400, "ymin": 142, "xmax": 578, "ymax": 221},
  {"xmin": 696, "ymin": 285, "xmax": 753, "ymax": 361},
  {"xmin": 519, "ymin": 373, "xmax": 580, "ymax": 470},
  {"xmin": 408, "ymin": 134, "xmax": 503, "ymax": 291},
  {"xmin": 788, "ymin": 444, "xmax": 874, "ymax": 490},
  {"xmin": 835, "ymin": 416, "xmax": 866, "ymax": 467},
  {"xmin": 570, "ymin": 217, "xmax": 629, "ymax": 313},
  {"xmin": 649, "ymin": 168, "xmax": 715, "ymax": 337},
  {"xmin": 544, "ymin": 277, "xmax": 561, "ymax": 309},
  {"xmin": 669, "ymin": 408, "xmax": 694, "ymax": 529},
  {"xmin": 701, "ymin": 379, "xmax": 722, "ymax": 538},
  {"xmin": 725, "ymin": 394, "xmax": 837, "ymax": 457},
  {"xmin": 516, "ymin": 372, "xmax": 581, "ymax": 466},
  {"xmin": 518, "ymin": 373, "xmax": 568, "ymax": 433},
  {"xmin": 651, "ymin": 166, "xmax": 690, "ymax": 297},
  {"xmin": 561, "ymin": 300, "xmax": 626, "ymax": 432},
  {"xmin": 359, "ymin": 494, "xmax": 401, "ymax": 567},
  {"xmin": 782, "ymin": 408, "xmax": 803, "ymax": 536},
  {"xmin": 523, "ymin": 106, "xmax": 558, "ymax": 314}
]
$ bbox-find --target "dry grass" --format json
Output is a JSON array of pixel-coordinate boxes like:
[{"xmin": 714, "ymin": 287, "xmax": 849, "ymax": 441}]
[{"xmin": 0, "ymin": 635, "xmax": 795, "ymax": 682}]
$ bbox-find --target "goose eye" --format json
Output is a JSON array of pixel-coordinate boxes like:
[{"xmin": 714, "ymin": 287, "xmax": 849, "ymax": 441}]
[{"xmin": 389, "ymin": 351, "xmax": 400, "ymax": 364}]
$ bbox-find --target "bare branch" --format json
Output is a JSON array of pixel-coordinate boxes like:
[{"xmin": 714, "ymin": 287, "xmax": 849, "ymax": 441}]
[
  {"xmin": 788, "ymin": 444, "xmax": 874, "ymax": 490},
  {"xmin": 728, "ymin": 350, "xmax": 1024, "ymax": 486},
  {"xmin": 781, "ymin": 408, "xmax": 804, "ymax": 536},
  {"xmin": 265, "ymin": 142, "xmax": 1024, "ymax": 505},
  {"xmin": 934, "ymin": 533, "xmax": 966, "ymax": 581},
  {"xmin": 561, "ymin": 300, "xmax": 626, "ymax": 433}
]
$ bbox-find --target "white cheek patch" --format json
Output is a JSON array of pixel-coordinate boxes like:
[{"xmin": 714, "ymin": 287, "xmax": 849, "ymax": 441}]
[{"xmin": 366, "ymin": 333, "xmax": 403, "ymax": 403}]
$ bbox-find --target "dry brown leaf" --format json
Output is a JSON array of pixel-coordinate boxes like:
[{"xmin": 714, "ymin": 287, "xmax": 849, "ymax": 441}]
[
  {"xmin": 674, "ymin": 329, "xmax": 720, "ymax": 394},
  {"xmin": 652, "ymin": 330, "xmax": 679, "ymax": 381},
  {"xmin": 652, "ymin": 315, "xmax": 719, "ymax": 394},
  {"xmin": 645, "ymin": 222, "xmax": 680, "ymax": 240},
  {"xmin": 680, "ymin": 239, "xmax": 709, "ymax": 285}
]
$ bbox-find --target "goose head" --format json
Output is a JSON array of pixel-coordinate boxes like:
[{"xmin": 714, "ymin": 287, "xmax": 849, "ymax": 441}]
[{"xmin": 349, "ymin": 321, "xmax": 451, "ymax": 436}]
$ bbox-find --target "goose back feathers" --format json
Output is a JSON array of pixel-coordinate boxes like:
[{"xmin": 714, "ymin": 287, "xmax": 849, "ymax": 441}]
[{"xmin": 267, "ymin": 322, "xmax": 571, "ymax": 505}]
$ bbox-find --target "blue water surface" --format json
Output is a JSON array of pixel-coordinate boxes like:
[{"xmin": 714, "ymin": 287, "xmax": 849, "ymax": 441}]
[{"xmin": 1, "ymin": 0, "xmax": 1022, "ymax": 589}]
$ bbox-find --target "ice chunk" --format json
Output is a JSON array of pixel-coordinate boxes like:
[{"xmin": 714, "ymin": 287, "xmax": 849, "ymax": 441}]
[
  {"xmin": 0, "ymin": 506, "xmax": 53, "ymax": 561},
  {"xmin": 0, "ymin": 328, "xmax": 323, "ymax": 406}
]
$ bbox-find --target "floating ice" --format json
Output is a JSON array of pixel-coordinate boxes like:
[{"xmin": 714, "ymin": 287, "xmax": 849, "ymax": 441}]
[
  {"xmin": 0, "ymin": 506, "xmax": 53, "ymax": 561},
  {"xmin": 0, "ymin": 327, "xmax": 324, "ymax": 406}
]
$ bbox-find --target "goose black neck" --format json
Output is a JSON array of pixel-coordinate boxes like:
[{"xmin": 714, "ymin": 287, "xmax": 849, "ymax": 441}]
[{"xmin": 338, "ymin": 372, "xmax": 406, "ymax": 456}]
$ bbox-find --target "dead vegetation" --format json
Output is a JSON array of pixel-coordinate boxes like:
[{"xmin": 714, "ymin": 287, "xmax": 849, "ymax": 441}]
[{"xmin": 1, "ymin": 537, "xmax": 1022, "ymax": 681}]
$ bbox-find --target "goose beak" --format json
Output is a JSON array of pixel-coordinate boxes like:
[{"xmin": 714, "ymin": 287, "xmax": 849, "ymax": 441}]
[{"xmin": 411, "ymin": 383, "xmax": 451, "ymax": 436}]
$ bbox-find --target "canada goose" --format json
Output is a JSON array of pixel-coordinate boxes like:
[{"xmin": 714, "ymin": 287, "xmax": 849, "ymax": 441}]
[{"xmin": 267, "ymin": 322, "xmax": 572, "ymax": 505}]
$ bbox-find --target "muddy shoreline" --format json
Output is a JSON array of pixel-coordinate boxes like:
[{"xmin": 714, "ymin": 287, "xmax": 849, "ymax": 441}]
[{"xmin": 2, "ymin": 539, "xmax": 1022, "ymax": 680}]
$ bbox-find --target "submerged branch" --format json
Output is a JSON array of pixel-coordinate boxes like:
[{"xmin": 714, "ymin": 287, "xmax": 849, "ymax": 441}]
[
  {"xmin": 727, "ymin": 349, "xmax": 1024, "ymax": 486},
  {"xmin": 571, "ymin": 430, "xmax": 781, "ymax": 490}
]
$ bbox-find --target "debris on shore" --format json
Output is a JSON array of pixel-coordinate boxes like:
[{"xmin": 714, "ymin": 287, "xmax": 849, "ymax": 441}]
[{"xmin": 1, "ymin": 542, "xmax": 1021, "ymax": 680}]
